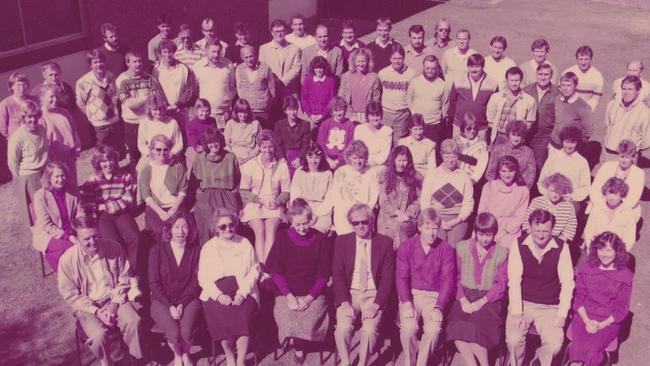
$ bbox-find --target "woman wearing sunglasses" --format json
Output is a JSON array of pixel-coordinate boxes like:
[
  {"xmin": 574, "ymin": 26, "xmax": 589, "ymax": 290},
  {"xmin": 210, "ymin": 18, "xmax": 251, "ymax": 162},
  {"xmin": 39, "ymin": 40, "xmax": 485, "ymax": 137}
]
[
  {"xmin": 139, "ymin": 134, "xmax": 188, "ymax": 242},
  {"xmin": 198, "ymin": 208, "xmax": 260, "ymax": 366}
]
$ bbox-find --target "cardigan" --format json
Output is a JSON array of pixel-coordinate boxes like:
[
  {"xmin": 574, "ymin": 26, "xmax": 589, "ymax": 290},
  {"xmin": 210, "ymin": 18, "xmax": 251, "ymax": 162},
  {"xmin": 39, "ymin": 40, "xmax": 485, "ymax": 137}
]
[
  {"xmin": 139, "ymin": 161, "xmax": 188, "ymax": 207},
  {"xmin": 235, "ymin": 62, "xmax": 276, "ymax": 113},
  {"xmin": 523, "ymin": 83, "xmax": 560, "ymax": 143},
  {"xmin": 148, "ymin": 241, "xmax": 201, "ymax": 307},
  {"xmin": 239, "ymin": 155, "xmax": 291, "ymax": 205},
  {"xmin": 32, "ymin": 188, "xmax": 80, "ymax": 252},
  {"xmin": 153, "ymin": 62, "xmax": 197, "ymax": 109}
]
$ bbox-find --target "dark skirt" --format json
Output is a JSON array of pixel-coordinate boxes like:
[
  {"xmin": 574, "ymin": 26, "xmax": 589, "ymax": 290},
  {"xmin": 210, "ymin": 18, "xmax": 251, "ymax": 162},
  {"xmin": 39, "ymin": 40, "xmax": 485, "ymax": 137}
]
[
  {"xmin": 446, "ymin": 288, "xmax": 503, "ymax": 348},
  {"xmin": 274, "ymin": 294, "xmax": 330, "ymax": 343},
  {"xmin": 203, "ymin": 296, "xmax": 258, "ymax": 341}
]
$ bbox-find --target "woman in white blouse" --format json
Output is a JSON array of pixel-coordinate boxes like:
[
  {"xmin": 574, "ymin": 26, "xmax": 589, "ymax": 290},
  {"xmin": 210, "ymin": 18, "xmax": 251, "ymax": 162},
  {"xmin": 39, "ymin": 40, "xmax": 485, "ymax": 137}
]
[{"xmin": 199, "ymin": 208, "xmax": 260, "ymax": 366}]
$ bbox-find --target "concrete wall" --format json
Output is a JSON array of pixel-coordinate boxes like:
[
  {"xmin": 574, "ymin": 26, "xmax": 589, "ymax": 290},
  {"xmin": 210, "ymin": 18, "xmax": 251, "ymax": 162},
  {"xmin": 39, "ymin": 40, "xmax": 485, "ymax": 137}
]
[{"xmin": 268, "ymin": 0, "xmax": 318, "ymax": 23}]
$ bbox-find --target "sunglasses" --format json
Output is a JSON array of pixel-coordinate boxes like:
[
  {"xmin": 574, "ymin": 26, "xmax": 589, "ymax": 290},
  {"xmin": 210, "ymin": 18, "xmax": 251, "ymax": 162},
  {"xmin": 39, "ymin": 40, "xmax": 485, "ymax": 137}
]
[
  {"xmin": 351, "ymin": 219, "xmax": 370, "ymax": 227},
  {"xmin": 154, "ymin": 147, "xmax": 170, "ymax": 153},
  {"xmin": 217, "ymin": 223, "xmax": 236, "ymax": 231},
  {"xmin": 438, "ymin": 28, "xmax": 450, "ymax": 32}
]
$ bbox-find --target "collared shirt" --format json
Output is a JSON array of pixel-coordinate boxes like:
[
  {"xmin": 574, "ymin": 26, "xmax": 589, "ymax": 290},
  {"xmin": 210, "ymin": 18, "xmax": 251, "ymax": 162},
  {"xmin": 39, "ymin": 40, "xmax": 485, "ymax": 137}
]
[
  {"xmin": 507, "ymin": 235, "xmax": 575, "ymax": 318},
  {"xmin": 561, "ymin": 94, "xmax": 579, "ymax": 104},
  {"xmin": 339, "ymin": 39, "xmax": 361, "ymax": 51},
  {"xmin": 404, "ymin": 44, "xmax": 434, "ymax": 75},
  {"xmin": 193, "ymin": 59, "xmax": 235, "ymax": 114},
  {"xmin": 83, "ymin": 250, "xmax": 113, "ymax": 303},
  {"xmin": 351, "ymin": 236, "xmax": 376, "ymax": 291},
  {"xmin": 486, "ymin": 90, "xmax": 537, "ymax": 142},
  {"xmin": 468, "ymin": 74, "xmax": 486, "ymax": 100}
]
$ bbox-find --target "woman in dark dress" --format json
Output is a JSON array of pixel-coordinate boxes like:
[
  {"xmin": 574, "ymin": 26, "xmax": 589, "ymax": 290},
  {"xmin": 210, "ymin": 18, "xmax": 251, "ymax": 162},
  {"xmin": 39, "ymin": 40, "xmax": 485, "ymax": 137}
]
[
  {"xmin": 198, "ymin": 208, "xmax": 260, "ymax": 366},
  {"xmin": 148, "ymin": 211, "xmax": 201, "ymax": 366},
  {"xmin": 266, "ymin": 199, "xmax": 332, "ymax": 364},
  {"xmin": 446, "ymin": 212, "xmax": 509, "ymax": 366}
]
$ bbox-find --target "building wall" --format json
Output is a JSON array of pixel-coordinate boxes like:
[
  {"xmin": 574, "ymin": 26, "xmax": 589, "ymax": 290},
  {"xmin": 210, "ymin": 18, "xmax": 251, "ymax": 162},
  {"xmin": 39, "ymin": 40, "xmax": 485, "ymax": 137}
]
[{"xmin": 268, "ymin": 0, "xmax": 318, "ymax": 23}]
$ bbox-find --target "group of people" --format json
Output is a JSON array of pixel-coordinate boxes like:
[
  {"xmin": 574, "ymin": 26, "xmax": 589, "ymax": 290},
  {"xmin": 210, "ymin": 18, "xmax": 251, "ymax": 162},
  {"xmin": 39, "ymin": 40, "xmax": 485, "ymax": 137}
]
[{"xmin": 1, "ymin": 10, "xmax": 647, "ymax": 366}]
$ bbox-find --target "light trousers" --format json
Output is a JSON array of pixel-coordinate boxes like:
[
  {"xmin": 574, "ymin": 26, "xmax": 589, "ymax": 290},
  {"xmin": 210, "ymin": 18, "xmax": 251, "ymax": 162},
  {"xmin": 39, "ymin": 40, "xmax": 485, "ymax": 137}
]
[
  {"xmin": 398, "ymin": 291, "xmax": 442, "ymax": 366},
  {"xmin": 505, "ymin": 301, "xmax": 564, "ymax": 366},
  {"xmin": 334, "ymin": 289, "xmax": 383, "ymax": 365}
]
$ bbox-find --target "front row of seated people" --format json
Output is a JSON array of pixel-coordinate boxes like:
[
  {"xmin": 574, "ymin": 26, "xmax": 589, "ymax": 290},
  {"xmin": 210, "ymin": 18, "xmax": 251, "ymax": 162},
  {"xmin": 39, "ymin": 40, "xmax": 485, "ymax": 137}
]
[{"xmin": 57, "ymin": 202, "xmax": 633, "ymax": 366}]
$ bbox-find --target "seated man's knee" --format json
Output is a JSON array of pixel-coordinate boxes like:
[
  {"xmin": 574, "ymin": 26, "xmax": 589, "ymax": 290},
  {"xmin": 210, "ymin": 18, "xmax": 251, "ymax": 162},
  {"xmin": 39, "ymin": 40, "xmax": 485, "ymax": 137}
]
[
  {"xmin": 87, "ymin": 326, "xmax": 109, "ymax": 346},
  {"xmin": 505, "ymin": 329, "xmax": 526, "ymax": 349},
  {"xmin": 422, "ymin": 321, "xmax": 442, "ymax": 338},
  {"xmin": 399, "ymin": 320, "xmax": 419, "ymax": 338},
  {"xmin": 359, "ymin": 319, "xmax": 380, "ymax": 337}
]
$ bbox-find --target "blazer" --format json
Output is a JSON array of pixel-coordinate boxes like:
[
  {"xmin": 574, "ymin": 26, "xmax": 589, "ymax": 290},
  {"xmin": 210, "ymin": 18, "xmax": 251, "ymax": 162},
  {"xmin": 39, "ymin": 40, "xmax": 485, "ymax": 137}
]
[
  {"xmin": 332, "ymin": 232, "xmax": 395, "ymax": 308},
  {"xmin": 32, "ymin": 188, "xmax": 80, "ymax": 252},
  {"xmin": 259, "ymin": 41, "xmax": 302, "ymax": 95},
  {"xmin": 300, "ymin": 44, "xmax": 344, "ymax": 82}
]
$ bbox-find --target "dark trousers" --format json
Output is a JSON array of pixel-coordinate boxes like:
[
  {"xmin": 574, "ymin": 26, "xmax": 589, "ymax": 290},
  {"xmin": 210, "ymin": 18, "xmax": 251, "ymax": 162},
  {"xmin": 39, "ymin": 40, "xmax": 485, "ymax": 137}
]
[
  {"xmin": 95, "ymin": 123, "xmax": 125, "ymax": 158},
  {"xmin": 123, "ymin": 123, "xmax": 140, "ymax": 169},
  {"xmin": 424, "ymin": 123, "xmax": 446, "ymax": 164},
  {"xmin": 98, "ymin": 211, "xmax": 141, "ymax": 274},
  {"xmin": 145, "ymin": 206, "xmax": 167, "ymax": 244},
  {"xmin": 150, "ymin": 299, "xmax": 201, "ymax": 346}
]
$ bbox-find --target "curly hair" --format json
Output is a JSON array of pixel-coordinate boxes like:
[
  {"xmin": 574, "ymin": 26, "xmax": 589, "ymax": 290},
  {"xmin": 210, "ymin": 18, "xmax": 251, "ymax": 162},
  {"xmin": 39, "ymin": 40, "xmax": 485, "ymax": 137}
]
[
  {"xmin": 382, "ymin": 146, "xmax": 421, "ymax": 205},
  {"xmin": 91, "ymin": 145, "xmax": 120, "ymax": 174},
  {"xmin": 588, "ymin": 231, "xmax": 629, "ymax": 270},
  {"xmin": 601, "ymin": 177, "xmax": 629, "ymax": 198},
  {"xmin": 145, "ymin": 94, "xmax": 168, "ymax": 119},
  {"xmin": 200, "ymin": 127, "xmax": 226, "ymax": 154},
  {"xmin": 162, "ymin": 210, "xmax": 198, "ymax": 245},
  {"xmin": 542, "ymin": 173, "xmax": 574, "ymax": 196},
  {"xmin": 344, "ymin": 140, "xmax": 369, "ymax": 163}
]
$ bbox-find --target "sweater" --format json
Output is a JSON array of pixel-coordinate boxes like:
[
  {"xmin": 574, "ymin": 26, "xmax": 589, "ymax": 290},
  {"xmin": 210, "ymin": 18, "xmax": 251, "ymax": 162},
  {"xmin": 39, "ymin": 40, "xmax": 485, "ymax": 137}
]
[
  {"xmin": 398, "ymin": 136, "xmax": 437, "ymax": 176},
  {"xmin": 40, "ymin": 108, "xmax": 81, "ymax": 156},
  {"xmin": 563, "ymin": 65, "xmax": 604, "ymax": 111},
  {"xmin": 441, "ymin": 47, "xmax": 478, "ymax": 80},
  {"xmin": 486, "ymin": 143, "xmax": 536, "ymax": 189},
  {"xmin": 366, "ymin": 39, "xmax": 400, "ymax": 72},
  {"xmin": 550, "ymin": 95, "xmax": 593, "ymax": 146},
  {"xmin": 522, "ymin": 196, "xmax": 577, "ymax": 242},
  {"xmin": 448, "ymin": 73, "xmax": 499, "ymax": 128},
  {"xmin": 190, "ymin": 152, "xmax": 240, "ymax": 191},
  {"xmin": 520, "ymin": 59, "xmax": 558, "ymax": 87},
  {"xmin": 117, "ymin": 73, "xmax": 164, "ymax": 124},
  {"xmin": 338, "ymin": 71, "xmax": 381, "ymax": 114},
  {"xmin": 455, "ymin": 239, "xmax": 508, "ymax": 302},
  {"xmin": 300, "ymin": 75, "xmax": 337, "ymax": 116},
  {"xmin": 353, "ymin": 124, "xmax": 393, "ymax": 166},
  {"xmin": 420, "ymin": 166, "xmax": 474, "ymax": 220},
  {"xmin": 0, "ymin": 95, "xmax": 40, "ymax": 138},
  {"xmin": 484, "ymin": 55, "xmax": 517, "ymax": 90},
  {"xmin": 235, "ymin": 62, "xmax": 275, "ymax": 113},
  {"xmin": 300, "ymin": 45, "xmax": 344, "ymax": 82},
  {"xmin": 378, "ymin": 66, "xmax": 417, "ymax": 111},
  {"xmin": 478, "ymin": 180, "xmax": 530, "ymax": 248},
  {"xmin": 523, "ymin": 83, "xmax": 560, "ymax": 143},
  {"xmin": 32, "ymin": 82, "xmax": 76, "ymax": 112},
  {"xmin": 584, "ymin": 203, "xmax": 638, "ymax": 250},
  {"xmin": 590, "ymin": 161, "xmax": 644, "ymax": 212},
  {"xmin": 316, "ymin": 117, "xmax": 356, "ymax": 162},
  {"xmin": 95, "ymin": 44, "xmax": 129, "ymax": 76},
  {"xmin": 406, "ymin": 75, "xmax": 449, "ymax": 124},
  {"xmin": 603, "ymin": 97, "xmax": 650, "ymax": 151},
  {"xmin": 148, "ymin": 241, "xmax": 201, "ymax": 307},
  {"xmin": 7, "ymin": 125, "xmax": 49, "ymax": 176},
  {"xmin": 137, "ymin": 117, "xmax": 184, "ymax": 157},
  {"xmin": 538, "ymin": 149, "xmax": 591, "ymax": 202},
  {"xmin": 75, "ymin": 71, "xmax": 120, "ymax": 127},
  {"xmin": 573, "ymin": 261, "xmax": 633, "ymax": 324},
  {"xmin": 289, "ymin": 169, "xmax": 333, "ymax": 217},
  {"xmin": 193, "ymin": 60, "xmax": 235, "ymax": 116},
  {"xmin": 139, "ymin": 161, "xmax": 188, "ymax": 207}
]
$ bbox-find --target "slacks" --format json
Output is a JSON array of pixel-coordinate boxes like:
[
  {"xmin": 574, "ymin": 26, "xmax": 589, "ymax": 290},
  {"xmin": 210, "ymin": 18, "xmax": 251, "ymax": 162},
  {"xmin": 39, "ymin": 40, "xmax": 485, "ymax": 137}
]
[
  {"xmin": 94, "ymin": 123, "xmax": 125, "ymax": 158},
  {"xmin": 505, "ymin": 301, "xmax": 564, "ymax": 366},
  {"xmin": 123, "ymin": 123, "xmax": 140, "ymax": 168},
  {"xmin": 150, "ymin": 299, "xmax": 201, "ymax": 346},
  {"xmin": 398, "ymin": 291, "xmax": 442, "ymax": 366},
  {"xmin": 76, "ymin": 301, "xmax": 143, "ymax": 362},
  {"xmin": 98, "ymin": 211, "xmax": 141, "ymax": 275},
  {"xmin": 334, "ymin": 289, "xmax": 383, "ymax": 366}
]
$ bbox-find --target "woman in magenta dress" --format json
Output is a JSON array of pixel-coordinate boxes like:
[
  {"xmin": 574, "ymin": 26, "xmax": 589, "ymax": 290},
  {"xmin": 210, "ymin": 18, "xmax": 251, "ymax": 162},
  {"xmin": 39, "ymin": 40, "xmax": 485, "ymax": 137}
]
[{"xmin": 567, "ymin": 231, "xmax": 633, "ymax": 366}]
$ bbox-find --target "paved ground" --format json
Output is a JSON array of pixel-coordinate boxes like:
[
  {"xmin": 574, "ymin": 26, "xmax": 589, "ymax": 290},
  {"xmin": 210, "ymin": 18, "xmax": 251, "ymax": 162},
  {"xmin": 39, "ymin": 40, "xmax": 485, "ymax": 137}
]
[{"xmin": 1, "ymin": 0, "xmax": 649, "ymax": 365}]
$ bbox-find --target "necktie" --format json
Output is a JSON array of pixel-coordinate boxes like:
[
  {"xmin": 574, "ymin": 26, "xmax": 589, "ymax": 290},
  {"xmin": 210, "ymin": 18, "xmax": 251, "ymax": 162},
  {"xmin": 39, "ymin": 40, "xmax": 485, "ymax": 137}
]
[{"xmin": 358, "ymin": 240, "xmax": 369, "ymax": 291}]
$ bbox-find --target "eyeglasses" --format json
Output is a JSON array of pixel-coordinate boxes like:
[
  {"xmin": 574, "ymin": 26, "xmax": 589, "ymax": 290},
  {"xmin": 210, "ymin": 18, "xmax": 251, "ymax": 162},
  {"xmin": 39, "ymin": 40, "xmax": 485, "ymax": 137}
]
[
  {"xmin": 154, "ymin": 147, "xmax": 170, "ymax": 153},
  {"xmin": 217, "ymin": 223, "xmax": 236, "ymax": 231},
  {"xmin": 350, "ymin": 219, "xmax": 370, "ymax": 227},
  {"xmin": 437, "ymin": 28, "xmax": 450, "ymax": 32}
]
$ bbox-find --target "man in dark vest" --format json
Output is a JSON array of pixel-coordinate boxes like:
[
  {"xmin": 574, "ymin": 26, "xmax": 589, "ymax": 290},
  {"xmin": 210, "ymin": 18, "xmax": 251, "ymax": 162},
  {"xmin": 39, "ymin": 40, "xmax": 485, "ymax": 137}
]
[{"xmin": 505, "ymin": 209, "xmax": 575, "ymax": 366}]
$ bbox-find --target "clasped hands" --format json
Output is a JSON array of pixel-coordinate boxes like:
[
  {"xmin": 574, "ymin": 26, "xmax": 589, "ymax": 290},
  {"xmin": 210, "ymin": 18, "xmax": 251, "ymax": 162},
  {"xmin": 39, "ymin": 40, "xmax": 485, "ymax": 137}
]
[
  {"xmin": 286, "ymin": 294, "xmax": 315, "ymax": 312},
  {"xmin": 217, "ymin": 294, "xmax": 246, "ymax": 306},
  {"xmin": 401, "ymin": 302, "xmax": 443, "ymax": 322}
]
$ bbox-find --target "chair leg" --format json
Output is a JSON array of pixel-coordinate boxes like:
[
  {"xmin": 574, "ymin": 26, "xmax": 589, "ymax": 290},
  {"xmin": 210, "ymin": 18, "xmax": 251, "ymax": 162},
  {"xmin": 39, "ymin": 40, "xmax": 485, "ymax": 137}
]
[{"xmin": 75, "ymin": 327, "xmax": 83, "ymax": 366}]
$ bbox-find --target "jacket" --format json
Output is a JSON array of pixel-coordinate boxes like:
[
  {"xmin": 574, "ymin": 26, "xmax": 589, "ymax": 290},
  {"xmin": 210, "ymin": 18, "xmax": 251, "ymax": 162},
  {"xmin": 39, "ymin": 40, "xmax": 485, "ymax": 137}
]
[{"xmin": 32, "ymin": 188, "xmax": 80, "ymax": 252}]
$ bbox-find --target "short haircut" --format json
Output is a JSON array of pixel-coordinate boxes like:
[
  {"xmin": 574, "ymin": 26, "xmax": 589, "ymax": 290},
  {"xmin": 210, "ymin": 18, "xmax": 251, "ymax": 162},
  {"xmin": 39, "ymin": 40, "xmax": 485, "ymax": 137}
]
[
  {"xmin": 156, "ymin": 14, "xmax": 172, "ymax": 26},
  {"xmin": 158, "ymin": 39, "xmax": 177, "ymax": 54},
  {"xmin": 233, "ymin": 22, "xmax": 250, "ymax": 36},
  {"xmin": 145, "ymin": 94, "xmax": 168, "ymax": 119},
  {"xmin": 390, "ymin": 43, "xmax": 405, "ymax": 58},
  {"xmin": 543, "ymin": 173, "xmax": 574, "ymax": 196},
  {"xmin": 474, "ymin": 212, "xmax": 499, "ymax": 234},
  {"xmin": 41, "ymin": 61, "xmax": 61, "ymax": 73},
  {"xmin": 376, "ymin": 17, "xmax": 392, "ymax": 28},
  {"xmin": 560, "ymin": 71, "xmax": 579, "ymax": 86},
  {"xmin": 282, "ymin": 95, "xmax": 300, "ymax": 111},
  {"xmin": 467, "ymin": 53, "xmax": 484, "ymax": 67},
  {"xmin": 559, "ymin": 125, "xmax": 582, "ymax": 143},
  {"xmin": 41, "ymin": 161, "xmax": 69, "ymax": 190},
  {"xmin": 20, "ymin": 100, "xmax": 41, "ymax": 120},
  {"xmin": 40, "ymin": 84, "xmax": 62, "ymax": 100},
  {"xmin": 178, "ymin": 24, "xmax": 192, "ymax": 34},
  {"xmin": 341, "ymin": 19, "xmax": 356, "ymax": 31},
  {"xmin": 149, "ymin": 134, "xmax": 172, "ymax": 150},
  {"xmin": 290, "ymin": 13, "xmax": 306, "ymax": 23},
  {"xmin": 505, "ymin": 66, "xmax": 523, "ymax": 80},
  {"xmin": 8, "ymin": 72, "xmax": 29, "ymax": 91},
  {"xmin": 602, "ymin": 177, "xmax": 629, "ymax": 198},
  {"xmin": 617, "ymin": 139, "xmax": 638, "ymax": 156},
  {"xmin": 575, "ymin": 45, "xmax": 593, "ymax": 59},
  {"xmin": 346, "ymin": 203, "xmax": 375, "ymax": 225},
  {"xmin": 100, "ymin": 23, "xmax": 117, "ymax": 37},
  {"xmin": 309, "ymin": 56, "xmax": 332, "ymax": 76},
  {"xmin": 365, "ymin": 101, "xmax": 383, "ymax": 117},
  {"xmin": 536, "ymin": 63, "xmax": 554, "ymax": 75},
  {"xmin": 287, "ymin": 198, "xmax": 313, "ymax": 221},
  {"xmin": 211, "ymin": 207, "xmax": 240, "ymax": 236},
  {"xmin": 528, "ymin": 208, "xmax": 556, "ymax": 228},
  {"xmin": 418, "ymin": 207, "xmax": 442, "ymax": 226},
  {"xmin": 194, "ymin": 98, "xmax": 211, "ymax": 113},
  {"xmin": 299, "ymin": 142, "xmax": 329, "ymax": 172},
  {"xmin": 423, "ymin": 54, "xmax": 439, "ymax": 65},
  {"xmin": 460, "ymin": 113, "xmax": 477, "ymax": 132},
  {"xmin": 440, "ymin": 138, "xmax": 461, "ymax": 155},
  {"xmin": 588, "ymin": 231, "xmax": 629, "ymax": 269},
  {"xmin": 506, "ymin": 120, "xmax": 528, "ymax": 137},
  {"xmin": 329, "ymin": 96, "xmax": 348, "ymax": 112},
  {"xmin": 530, "ymin": 38, "xmax": 550, "ymax": 52},
  {"xmin": 256, "ymin": 129, "xmax": 280, "ymax": 152},
  {"xmin": 232, "ymin": 98, "xmax": 253, "ymax": 122},
  {"xmin": 456, "ymin": 29, "xmax": 471, "ymax": 39},
  {"xmin": 344, "ymin": 140, "xmax": 369, "ymax": 163},
  {"xmin": 621, "ymin": 75, "xmax": 642, "ymax": 91},
  {"xmin": 201, "ymin": 18, "xmax": 215, "ymax": 29},
  {"xmin": 200, "ymin": 127, "xmax": 226, "ymax": 153},
  {"xmin": 85, "ymin": 49, "xmax": 106, "ymax": 66},
  {"xmin": 162, "ymin": 210, "xmax": 198, "ymax": 245},
  {"xmin": 91, "ymin": 145, "xmax": 121, "ymax": 173},
  {"xmin": 74, "ymin": 216, "xmax": 98, "ymax": 231},
  {"xmin": 490, "ymin": 35, "xmax": 507, "ymax": 48},
  {"xmin": 124, "ymin": 50, "xmax": 143, "ymax": 63},
  {"xmin": 408, "ymin": 24, "xmax": 425, "ymax": 36},
  {"xmin": 270, "ymin": 19, "xmax": 288, "ymax": 30},
  {"xmin": 348, "ymin": 48, "xmax": 374, "ymax": 73},
  {"xmin": 408, "ymin": 113, "xmax": 425, "ymax": 130},
  {"xmin": 434, "ymin": 18, "xmax": 451, "ymax": 38}
]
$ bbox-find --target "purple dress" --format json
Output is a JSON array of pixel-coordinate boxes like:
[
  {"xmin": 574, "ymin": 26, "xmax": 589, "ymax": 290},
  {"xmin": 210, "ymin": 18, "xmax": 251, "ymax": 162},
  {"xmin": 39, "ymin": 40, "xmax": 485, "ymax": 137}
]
[{"xmin": 568, "ymin": 260, "xmax": 633, "ymax": 366}]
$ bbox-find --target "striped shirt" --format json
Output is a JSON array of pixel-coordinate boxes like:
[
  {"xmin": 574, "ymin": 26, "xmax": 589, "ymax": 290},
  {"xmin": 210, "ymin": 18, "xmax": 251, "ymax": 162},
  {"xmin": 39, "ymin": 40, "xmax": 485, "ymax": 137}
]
[
  {"xmin": 522, "ymin": 196, "xmax": 577, "ymax": 242},
  {"xmin": 80, "ymin": 172, "xmax": 136, "ymax": 215}
]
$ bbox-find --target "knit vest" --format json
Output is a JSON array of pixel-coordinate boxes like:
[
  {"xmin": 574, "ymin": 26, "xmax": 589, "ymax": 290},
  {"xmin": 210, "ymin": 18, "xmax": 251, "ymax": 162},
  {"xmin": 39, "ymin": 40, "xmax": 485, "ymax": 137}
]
[
  {"xmin": 456, "ymin": 239, "xmax": 508, "ymax": 291},
  {"xmin": 518, "ymin": 236, "xmax": 563, "ymax": 305},
  {"xmin": 236, "ymin": 63, "xmax": 272, "ymax": 112}
]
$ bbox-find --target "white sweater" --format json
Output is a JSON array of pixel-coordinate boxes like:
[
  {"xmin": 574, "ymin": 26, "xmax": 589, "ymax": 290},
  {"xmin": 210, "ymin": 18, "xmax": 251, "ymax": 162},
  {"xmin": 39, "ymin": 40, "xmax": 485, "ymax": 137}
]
[
  {"xmin": 354, "ymin": 124, "xmax": 393, "ymax": 166},
  {"xmin": 538, "ymin": 149, "xmax": 591, "ymax": 202}
]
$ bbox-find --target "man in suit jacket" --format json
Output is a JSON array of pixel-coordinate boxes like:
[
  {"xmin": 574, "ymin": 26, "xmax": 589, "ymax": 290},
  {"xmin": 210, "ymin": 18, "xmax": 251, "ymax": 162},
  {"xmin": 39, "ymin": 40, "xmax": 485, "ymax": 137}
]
[
  {"xmin": 300, "ymin": 24, "xmax": 344, "ymax": 83},
  {"xmin": 332, "ymin": 203, "xmax": 395, "ymax": 366},
  {"xmin": 259, "ymin": 19, "xmax": 302, "ymax": 98},
  {"xmin": 524, "ymin": 63, "xmax": 560, "ymax": 170}
]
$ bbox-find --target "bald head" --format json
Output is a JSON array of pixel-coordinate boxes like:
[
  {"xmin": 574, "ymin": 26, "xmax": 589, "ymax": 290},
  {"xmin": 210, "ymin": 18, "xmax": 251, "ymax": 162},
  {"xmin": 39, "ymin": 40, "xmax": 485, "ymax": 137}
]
[
  {"xmin": 240, "ymin": 45, "xmax": 258, "ymax": 68},
  {"xmin": 315, "ymin": 25, "xmax": 329, "ymax": 49},
  {"xmin": 626, "ymin": 60, "xmax": 644, "ymax": 78}
]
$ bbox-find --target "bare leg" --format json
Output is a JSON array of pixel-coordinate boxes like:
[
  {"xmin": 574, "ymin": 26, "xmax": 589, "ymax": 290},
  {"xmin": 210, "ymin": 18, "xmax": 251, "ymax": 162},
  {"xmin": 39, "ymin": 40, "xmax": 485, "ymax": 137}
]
[
  {"xmin": 221, "ymin": 339, "xmax": 236, "ymax": 366},
  {"xmin": 470, "ymin": 343, "xmax": 489, "ymax": 366},
  {"xmin": 235, "ymin": 336, "xmax": 250, "ymax": 366},
  {"xmin": 454, "ymin": 341, "xmax": 478, "ymax": 366},
  {"xmin": 168, "ymin": 340, "xmax": 182, "ymax": 365},
  {"xmin": 248, "ymin": 219, "xmax": 266, "ymax": 264}
]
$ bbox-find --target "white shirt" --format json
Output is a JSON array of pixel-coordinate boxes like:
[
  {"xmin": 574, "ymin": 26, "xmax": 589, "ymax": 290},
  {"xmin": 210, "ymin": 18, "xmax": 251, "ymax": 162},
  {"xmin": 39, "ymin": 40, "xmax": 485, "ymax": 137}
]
[
  {"xmin": 286, "ymin": 33, "xmax": 316, "ymax": 50},
  {"xmin": 538, "ymin": 149, "xmax": 591, "ymax": 202},
  {"xmin": 84, "ymin": 253, "xmax": 112, "ymax": 302},
  {"xmin": 563, "ymin": 65, "xmax": 604, "ymax": 111},
  {"xmin": 398, "ymin": 135, "xmax": 436, "ymax": 176},
  {"xmin": 484, "ymin": 55, "xmax": 517, "ymax": 90},
  {"xmin": 150, "ymin": 163, "xmax": 177, "ymax": 208},
  {"xmin": 353, "ymin": 124, "xmax": 393, "ymax": 166},
  {"xmin": 441, "ymin": 47, "xmax": 478, "ymax": 81},
  {"xmin": 193, "ymin": 60, "xmax": 234, "ymax": 114},
  {"xmin": 351, "ymin": 236, "xmax": 376, "ymax": 291}
]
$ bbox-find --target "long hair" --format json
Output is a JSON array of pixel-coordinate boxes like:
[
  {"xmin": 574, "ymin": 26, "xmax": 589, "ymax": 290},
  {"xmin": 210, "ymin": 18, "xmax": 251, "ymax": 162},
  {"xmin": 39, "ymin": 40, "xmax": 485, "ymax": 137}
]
[
  {"xmin": 383, "ymin": 146, "xmax": 421, "ymax": 205},
  {"xmin": 162, "ymin": 210, "xmax": 198, "ymax": 246},
  {"xmin": 588, "ymin": 231, "xmax": 629, "ymax": 270}
]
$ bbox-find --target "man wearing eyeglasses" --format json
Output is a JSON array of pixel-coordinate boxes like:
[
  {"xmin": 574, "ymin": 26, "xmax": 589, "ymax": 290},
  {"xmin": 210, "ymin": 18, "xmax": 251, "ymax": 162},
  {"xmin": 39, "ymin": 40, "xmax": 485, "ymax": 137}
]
[
  {"xmin": 174, "ymin": 24, "xmax": 203, "ymax": 67},
  {"xmin": 396, "ymin": 208, "xmax": 455, "ymax": 366},
  {"xmin": 332, "ymin": 203, "xmax": 395, "ymax": 366},
  {"xmin": 428, "ymin": 19, "xmax": 452, "ymax": 58}
]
